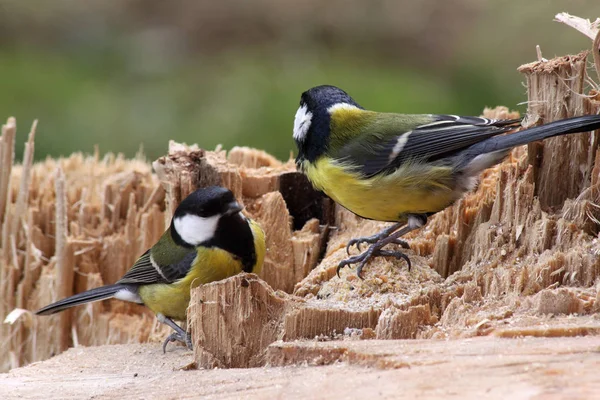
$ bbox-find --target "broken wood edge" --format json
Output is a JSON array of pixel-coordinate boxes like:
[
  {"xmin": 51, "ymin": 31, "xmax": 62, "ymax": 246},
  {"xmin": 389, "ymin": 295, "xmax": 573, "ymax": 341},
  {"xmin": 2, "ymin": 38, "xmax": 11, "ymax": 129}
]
[
  {"xmin": 188, "ymin": 273, "xmax": 441, "ymax": 368},
  {"xmin": 190, "ymin": 271, "xmax": 600, "ymax": 370},
  {"xmin": 0, "ymin": 127, "xmax": 167, "ymax": 371},
  {"xmin": 153, "ymin": 144, "xmax": 334, "ymax": 292},
  {"xmin": 265, "ymin": 335, "xmax": 600, "ymax": 370},
  {"xmin": 4, "ymin": 44, "xmax": 600, "ymax": 374}
]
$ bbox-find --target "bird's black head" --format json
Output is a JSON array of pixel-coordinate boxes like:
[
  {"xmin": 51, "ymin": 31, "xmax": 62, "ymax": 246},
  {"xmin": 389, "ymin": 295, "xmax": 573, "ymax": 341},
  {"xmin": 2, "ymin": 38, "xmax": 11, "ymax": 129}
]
[
  {"xmin": 293, "ymin": 85, "xmax": 362, "ymax": 167},
  {"xmin": 171, "ymin": 186, "xmax": 243, "ymax": 247},
  {"xmin": 174, "ymin": 186, "xmax": 239, "ymax": 219}
]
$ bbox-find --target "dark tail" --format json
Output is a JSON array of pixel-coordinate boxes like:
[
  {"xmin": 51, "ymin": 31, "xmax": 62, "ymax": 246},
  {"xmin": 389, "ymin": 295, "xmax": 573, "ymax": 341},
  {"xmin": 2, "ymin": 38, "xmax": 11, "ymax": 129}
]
[
  {"xmin": 465, "ymin": 115, "xmax": 600, "ymax": 157},
  {"xmin": 35, "ymin": 284, "xmax": 123, "ymax": 315}
]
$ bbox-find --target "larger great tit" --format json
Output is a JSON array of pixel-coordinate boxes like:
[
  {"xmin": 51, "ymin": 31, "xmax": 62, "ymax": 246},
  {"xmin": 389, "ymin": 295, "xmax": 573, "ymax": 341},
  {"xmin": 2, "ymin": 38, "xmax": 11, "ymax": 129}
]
[
  {"xmin": 293, "ymin": 85, "xmax": 600, "ymax": 278},
  {"xmin": 36, "ymin": 186, "xmax": 266, "ymax": 352}
]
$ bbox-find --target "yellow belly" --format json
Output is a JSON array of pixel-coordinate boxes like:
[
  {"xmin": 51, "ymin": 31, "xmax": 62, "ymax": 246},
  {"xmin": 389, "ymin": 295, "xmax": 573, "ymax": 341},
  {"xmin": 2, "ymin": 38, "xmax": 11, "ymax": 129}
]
[
  {"xmin": 304, "ymin": 157, "xmax": 456, "ymax": 222},
  {"xmin": 138, "ymin": 247, "xmax": 242, "ymax": 320},
  {"xmin": 139, "ymin": 220, "xmax": 266, "ymax": 321}
]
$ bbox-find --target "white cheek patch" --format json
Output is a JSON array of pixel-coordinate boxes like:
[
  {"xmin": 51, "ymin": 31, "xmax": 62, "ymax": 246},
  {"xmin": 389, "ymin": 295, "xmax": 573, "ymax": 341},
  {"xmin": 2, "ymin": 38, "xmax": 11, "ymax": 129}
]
[
  {"xmin": 173, "ymin": 213, "xmax": 220, "ymax": 246},
  {"xmin": 327, "ymin": 102, "xmax": 360, "ymax": 114},
  {"xmin": 293, "ymin": 104, "xmax": 312, "ymax": 142}
]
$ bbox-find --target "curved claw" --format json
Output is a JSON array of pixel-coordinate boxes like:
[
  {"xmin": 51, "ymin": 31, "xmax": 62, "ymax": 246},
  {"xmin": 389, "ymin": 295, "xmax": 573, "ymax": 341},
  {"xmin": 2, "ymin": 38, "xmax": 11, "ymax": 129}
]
[
  {"xmin": 355, "ymin": 259, "xmax": 369, "ymax": 280},
  {"xmin": 378, "ymin": 249, "xmax": 412, "ymax": 271},
  {"xmin": 337, "ymin": 253, "xmax": 366, "ymax": 278},
  {"xmin": 345, "ymin": 241, "xmax": 354, "ymax": 256},
  {"xmin": 394, "ymin": 239, "xmax": 411, "ymax": 250},
  {"xmin": 337, "ymin": 247, "xmax": 412, "ymax": 279},
  {"xmin": 346, "ymin": 238, "xmax": 370, "ymax": 255},
  {"xmin": 346, "ymin": 237, "xmax": 410, "ymax": 256},
  {"xmin": 337, "ymin": 252, "xmax": 373, "ymax": 280},
  {"xmin": 162, "ymin": 334, "xmax": 176, "ymax": 354},
  {"xmin": 162, "ymin": 331, "xmax": 193, "ymax": 353},
  {"xmin": 337, "ymin": 257, "xmax": 353, "ymax": 277}
]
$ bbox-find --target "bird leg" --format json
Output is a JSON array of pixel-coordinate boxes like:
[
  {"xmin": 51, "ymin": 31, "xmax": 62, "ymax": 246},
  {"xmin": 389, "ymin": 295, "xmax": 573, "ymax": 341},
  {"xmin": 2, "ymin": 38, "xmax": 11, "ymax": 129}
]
[
  {"xmin": 157, "ymin": 313, "xmax": 193, "ymax": 353},
  {"xmin": 345, "ymin": 222, "xmax": 410, "ymax": 254},
  {"xmin": 338, "ymin": 214, "xmax": 427, "ymax": 279}
]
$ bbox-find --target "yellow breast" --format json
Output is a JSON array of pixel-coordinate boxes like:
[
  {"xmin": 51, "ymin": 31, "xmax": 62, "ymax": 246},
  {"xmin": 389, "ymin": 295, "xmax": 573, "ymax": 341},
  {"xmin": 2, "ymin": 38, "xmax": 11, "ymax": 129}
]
[
  {"xmin": 248, "ymin": 219, "xmax": 266, "ymax": 275},
  {"xmin": 303, "ymin": 157, "xmax": 456, "ymax": 222},
  {"xmin": 139, "ymin": 219, "xmax": 266, "ymax": 321}
]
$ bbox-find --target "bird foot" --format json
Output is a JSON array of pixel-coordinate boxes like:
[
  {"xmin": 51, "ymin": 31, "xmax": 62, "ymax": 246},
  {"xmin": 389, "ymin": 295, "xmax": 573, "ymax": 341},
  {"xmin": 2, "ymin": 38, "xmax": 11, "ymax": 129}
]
[
  {"xmin": 162, "ymin": 331, "xmax": 193, "ymax": 353},
  {"xmin": 338, "ymin": 246, "xmax": 412, "ymax": 279},
  {"xmin": 346, "ymin": 234, "xmax": 410, "ymax": 254},
  {"xmin": 338, "ymin": 216, "xmax": 426, "ymax": 278}
]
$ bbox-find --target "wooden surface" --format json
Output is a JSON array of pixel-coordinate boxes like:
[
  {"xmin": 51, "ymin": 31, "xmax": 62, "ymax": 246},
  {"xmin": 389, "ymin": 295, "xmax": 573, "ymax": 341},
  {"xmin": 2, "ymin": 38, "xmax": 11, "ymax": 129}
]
[
  {"xmin": 3, "ymin": 336, "xmax": 600, "ymax": 399},
  {"xmin": 2, "ymin": 47, "xmax": 600, "ymax": 400},
  {"xmin": 0, "ymin": 139, "xmax": 328, "ymax": 371}
]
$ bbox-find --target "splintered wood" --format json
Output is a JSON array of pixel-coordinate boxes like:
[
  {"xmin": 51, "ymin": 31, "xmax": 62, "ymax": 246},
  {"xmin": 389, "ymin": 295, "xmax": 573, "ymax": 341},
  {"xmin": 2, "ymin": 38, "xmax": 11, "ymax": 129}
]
[
  {"xmin": 188, "ymin": 273, "xmax": 383, "ymax": 368},
  {"xmin": 186, "ymin": 52, "xmax": 600, "ymax": 368},
  {"xmin": 519, "ymin": 52, "xmax": 597, "ymax": 209},
  {"xmin": 0, "ymin": 122, "xmax": 166, "ymax": 372},
  {"xmin": 3, "ymin": 49, "xmax": 600, "ymax": 375},
  {"xmin": 152, "ymin": 142, "xmax": 333, "ymax": 293},
  {"xmin": 0, "ymin": 134, "xmax": 330, "ymax": 372}
]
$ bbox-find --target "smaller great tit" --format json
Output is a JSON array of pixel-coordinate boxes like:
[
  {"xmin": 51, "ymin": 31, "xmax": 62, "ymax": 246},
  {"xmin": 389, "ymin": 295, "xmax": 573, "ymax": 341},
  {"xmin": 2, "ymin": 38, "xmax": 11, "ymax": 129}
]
[
  {"xmin": 36, "ymin": 186, "xmax": 266, "ymax": 352},
  {"xmin": 293, "ymin": 85, "xmax": 600, "ymax": 278}
]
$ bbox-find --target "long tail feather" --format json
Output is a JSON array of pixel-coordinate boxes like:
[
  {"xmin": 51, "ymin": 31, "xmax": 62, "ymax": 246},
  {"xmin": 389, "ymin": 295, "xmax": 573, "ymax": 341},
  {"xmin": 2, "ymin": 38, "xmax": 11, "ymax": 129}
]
[
  {"xmin": 35, "ymin": 284, "xmax": 123, "ymax": 315},
  {"xmin": 465, "ymin": 115, "xmax": 600, "ymax": 157}
]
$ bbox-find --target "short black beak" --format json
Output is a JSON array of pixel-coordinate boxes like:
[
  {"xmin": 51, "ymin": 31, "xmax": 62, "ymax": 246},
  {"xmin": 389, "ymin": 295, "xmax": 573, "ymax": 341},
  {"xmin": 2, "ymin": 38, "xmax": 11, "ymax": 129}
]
[{"xmin": 224, "ymin": 201, "xmax": 243, "ymax": 216}]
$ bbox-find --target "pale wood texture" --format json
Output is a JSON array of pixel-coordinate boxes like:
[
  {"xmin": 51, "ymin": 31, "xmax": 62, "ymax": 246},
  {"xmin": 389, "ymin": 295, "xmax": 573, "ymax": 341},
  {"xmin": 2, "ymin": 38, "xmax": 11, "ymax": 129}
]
[
  {"xmin": 0, "ymin": 137, "xmax": 329, "ymax": 371},
  {"xmin": 519, "ymin": 52, "xmax": 597, "ymax": 209},
  {"xmin": 3, "ymin": 337, "xmax": 600, "ymax": 399},
  {"xmin": 554, "ymin": 12, "xmax": 600, "ymax": 40},
  {"xmin": 3, "ymin": 47, "xmax": 600, "ymax": 389},
  {"xmin": 189, "ymin": 274, "xmax": 288, "ymax": 368},
  {"xmin": 188, "ymin": 273, "xmax": 383, "ymax": 367},
  {"xmin": 185, "ymin": 53, "xmax": 600, "ymax": 368},
  {"xmin": 0, "ymin": 136, "xmax": 166, "ymax": 371},
  {"xmin": 152, "ymin": 142, "xmax": 333, "ymax": 292}
]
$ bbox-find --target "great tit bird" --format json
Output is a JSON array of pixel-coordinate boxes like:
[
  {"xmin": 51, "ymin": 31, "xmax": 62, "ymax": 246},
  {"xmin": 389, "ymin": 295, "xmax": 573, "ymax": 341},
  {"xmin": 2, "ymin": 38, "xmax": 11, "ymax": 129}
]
[
  {"xmin": 36, "ymin": 186, "xmax": 266, "ymax": 352},
  {"xmin": 293, "ymin": 85, "xmax": 600, "ymax": 278}
]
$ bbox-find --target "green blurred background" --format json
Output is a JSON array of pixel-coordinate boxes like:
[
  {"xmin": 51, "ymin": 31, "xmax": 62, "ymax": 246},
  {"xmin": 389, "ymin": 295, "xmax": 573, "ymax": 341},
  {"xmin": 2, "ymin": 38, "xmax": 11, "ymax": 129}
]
[{"xmin": 0, "ymin": 0, "xmax": 598, "ymax": 161}]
